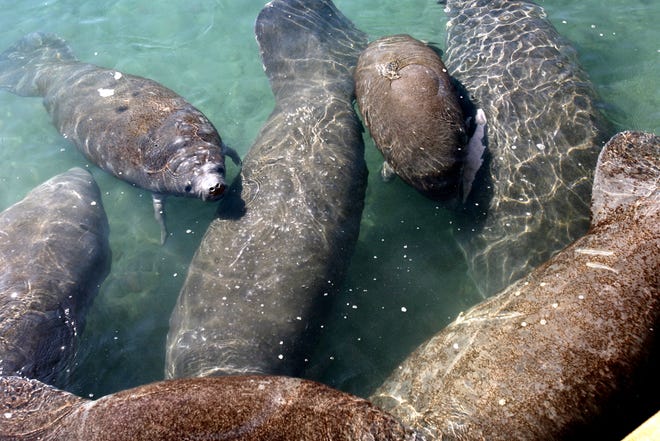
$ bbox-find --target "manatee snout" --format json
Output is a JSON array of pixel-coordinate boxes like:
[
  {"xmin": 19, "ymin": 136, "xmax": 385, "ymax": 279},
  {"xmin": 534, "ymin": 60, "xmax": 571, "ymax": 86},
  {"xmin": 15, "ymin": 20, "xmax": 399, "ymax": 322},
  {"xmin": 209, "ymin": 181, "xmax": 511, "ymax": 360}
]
[{"xmin": 192, "ymin": 164, "xmax": 227, "ymax": 201}]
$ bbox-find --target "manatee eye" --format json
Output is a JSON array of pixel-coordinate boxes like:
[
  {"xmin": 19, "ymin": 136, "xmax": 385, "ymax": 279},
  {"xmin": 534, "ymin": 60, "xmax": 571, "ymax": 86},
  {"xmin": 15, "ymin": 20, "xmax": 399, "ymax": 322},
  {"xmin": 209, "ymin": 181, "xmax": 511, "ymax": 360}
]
[{"xmin": 184, "ymin": 183, "xmax": 192, "ymax": 193}]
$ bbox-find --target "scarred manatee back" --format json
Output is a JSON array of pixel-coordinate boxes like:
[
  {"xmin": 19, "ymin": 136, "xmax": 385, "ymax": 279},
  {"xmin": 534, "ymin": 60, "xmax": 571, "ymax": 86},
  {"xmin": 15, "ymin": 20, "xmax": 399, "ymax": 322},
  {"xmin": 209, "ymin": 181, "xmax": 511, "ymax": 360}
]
[{"xmin": 355, "ymin": 34, "xmax": 466, "ymax": 200}]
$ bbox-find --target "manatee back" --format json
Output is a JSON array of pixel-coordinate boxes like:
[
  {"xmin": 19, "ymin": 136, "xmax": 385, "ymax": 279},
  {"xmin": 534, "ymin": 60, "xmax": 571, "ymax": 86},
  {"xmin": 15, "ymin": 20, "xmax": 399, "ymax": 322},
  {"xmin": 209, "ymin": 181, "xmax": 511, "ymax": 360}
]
[
  {"xmin": 0, "ymin": 167, "xmax": 110, "ymax": 384},
  {"xmin": 355, "ymin": 34, "xmax": 467, "ymax": 200},
  {"xmin": 166, "ymin": 0, "xmax": 368, "ymax": 379},
  {"xmin": 445, "ymin": 0, "xmax": 613, "ymax": 295}
]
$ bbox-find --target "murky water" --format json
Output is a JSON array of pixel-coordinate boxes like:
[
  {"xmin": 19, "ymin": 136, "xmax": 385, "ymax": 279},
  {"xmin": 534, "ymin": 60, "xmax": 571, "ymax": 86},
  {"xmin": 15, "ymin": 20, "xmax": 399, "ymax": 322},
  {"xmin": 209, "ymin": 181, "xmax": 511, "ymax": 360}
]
[{"xmin": 0, "ymin": 0, "xmax": 657, "ymax": 402}]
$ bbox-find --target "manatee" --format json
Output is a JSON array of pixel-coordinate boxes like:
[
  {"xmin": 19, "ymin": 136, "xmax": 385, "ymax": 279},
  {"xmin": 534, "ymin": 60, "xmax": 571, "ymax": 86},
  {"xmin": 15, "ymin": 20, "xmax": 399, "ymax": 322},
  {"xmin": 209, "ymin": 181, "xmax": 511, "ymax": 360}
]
[
  {"xmin": 443, "ymin": 0, "xmax": 614, "ymax": 296},
  {"xmin": 0, "ymin": 32, "xmax": 241, "ymax": 244},
  {"xmin": 371, "ymin": 131, "xmax": 660, "ymax": 440},
  {"xmin": 355, "ymin": 34, "xmax": 466, "ymax": 200},
  {"xmin": 0, "ymin": 375, "xmax": 423, "ymax": 440},
  {"xmin": 0, "ymin": 167, "xmax": 111, "ymax": 385},
  {"xmin": 165, "ymin": 0, "xmax": 368, "ymax": 378}
]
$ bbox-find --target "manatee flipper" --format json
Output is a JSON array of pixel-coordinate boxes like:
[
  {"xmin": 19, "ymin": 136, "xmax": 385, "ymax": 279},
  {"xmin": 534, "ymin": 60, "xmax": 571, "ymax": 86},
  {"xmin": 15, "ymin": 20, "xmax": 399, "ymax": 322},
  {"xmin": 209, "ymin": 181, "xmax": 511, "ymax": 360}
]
[
  {"xmin": 222, "ymin": 142, "xmax": 242, "ymax": 167},
  {"xmin": 461, "ymin": 108, "xmax": 487, "ymax": 203},
  {"xmin": 380, "ymin": 161, "xmax": 396, "ymax": 182},
  {"xmin": 0, "ymin": 32, "xmax": 76, "ymax": 96},
  {"xmin": 152, "ymin": 193, "xmax": 168, "ymax": 245}
]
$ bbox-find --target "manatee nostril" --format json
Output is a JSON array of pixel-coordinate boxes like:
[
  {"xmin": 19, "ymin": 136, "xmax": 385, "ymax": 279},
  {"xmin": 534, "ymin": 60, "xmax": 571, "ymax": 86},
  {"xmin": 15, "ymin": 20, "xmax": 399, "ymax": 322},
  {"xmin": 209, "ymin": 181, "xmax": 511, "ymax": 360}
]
[{"xmin": 209, "ymin": 183, "xmax": 226, "ymax": 197}]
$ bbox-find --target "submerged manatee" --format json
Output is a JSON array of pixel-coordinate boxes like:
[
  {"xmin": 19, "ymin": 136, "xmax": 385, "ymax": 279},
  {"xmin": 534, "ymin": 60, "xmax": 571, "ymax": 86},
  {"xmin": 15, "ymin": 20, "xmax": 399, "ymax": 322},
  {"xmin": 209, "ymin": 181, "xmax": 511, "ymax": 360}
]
[
  {"xmin": 0, "ymin": 375, "xmax": 422, "ymax": 440},
  {"xmin": 443, "ymin": 0, "xmax": 613, "ymax": 295},
  {"xmin": 355, "ymin": 34, "xmax": 466, "ymax": 200},
  {"xmin": 371, "ymin": 131, "xmax": 660, "ymax": 440},
  {"xmin": 0, "ymin": 167, "xmax": 111, "ymax": 385},
  {"xmin": 165, "ymin": 0, "xmax": 368, "ymax": 378},
  {"xmin": 0, "ymin": 32, "xmax": 240, "ymax": 244}
]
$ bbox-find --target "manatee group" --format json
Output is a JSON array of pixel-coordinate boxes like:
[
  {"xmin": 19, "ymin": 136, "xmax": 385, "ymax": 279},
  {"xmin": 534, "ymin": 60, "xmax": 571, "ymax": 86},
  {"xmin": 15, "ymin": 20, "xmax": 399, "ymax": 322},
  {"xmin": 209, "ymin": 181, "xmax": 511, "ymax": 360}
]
[
  {"xmin": 354, "ymin": 34, "xmax": 467, "ymax": 200},
  {"xmin": 0, "ymin": 32, "xmax": 240, "ymax": 244},
  {"xmin": 371, "ymin": 131, "xmax": 660, "ymax": 440},
  {"xmin": 166, "ymin": 0, "xmax": 368, "ymax": 379},
  {"xmin": 0, "ymin": 0, "xmax": 656, "ymax": 439},
  {"xmin": 0, "ymin": 168, "xmax": 111, "ymax": 385},
  {"xmin": 443, "ymin": 0, "xmax": 614, "ymax": 296}
]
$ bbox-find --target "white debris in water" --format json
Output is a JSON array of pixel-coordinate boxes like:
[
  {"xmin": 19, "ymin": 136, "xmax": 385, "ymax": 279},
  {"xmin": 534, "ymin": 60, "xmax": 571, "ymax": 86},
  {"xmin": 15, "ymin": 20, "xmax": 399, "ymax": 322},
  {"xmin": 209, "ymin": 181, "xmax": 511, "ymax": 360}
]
[
  {"xmin": 401, "ymin": 306, "xmax": 407, "ymax": 313},
  {"xmin": 552, "ymin": 303, "xmax": 559, "ymax": 309},
  {"xmin": 97, "ymin": 88, "xmax": 115, "ymax": 97},
  {"xmin": 278, "ymin": 354, "xmax": 284, "ymax": 360},
  {"xmin": 521, "ymin": 321, "xmax": 528, "ymax": 327},
  {"xmin": 578, "ymin": 294, "xmax": 585, "ymax": 300},
  {"xmin": 114, "ymin": 71, "xmax": 122, "ymax": 80},
  {"xmin": 498, "ymin": 398, "xmax": 507, "ymax": 406},
  {"xmin": 540, "ymin": 319, "xmax": 547, "ymax": 325},
  {"xmin": 90, "ymin": 200, "xmax": 97, "ymax": 206},
  {"xmin": 536, "ymin": 143, "xmax": 545, "ymax": 150},
  {"xmin": 4, "ymin": 412, "xmax": 12, "ymax": 419},
  {"xmin": 452, "ymin": 343, "xmax": 459, "ymax": 350}
]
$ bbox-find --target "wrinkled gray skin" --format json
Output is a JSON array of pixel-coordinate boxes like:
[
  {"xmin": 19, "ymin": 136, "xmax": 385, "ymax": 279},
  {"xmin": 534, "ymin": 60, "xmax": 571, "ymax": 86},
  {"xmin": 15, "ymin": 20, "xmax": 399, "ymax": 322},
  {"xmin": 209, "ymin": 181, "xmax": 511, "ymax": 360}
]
[
  {"xmin": 0, "ymin": 32, "xmax": 240, "ymax": 244},
  {"xmin": 165, "ymin": 0, "xmax": 368, "ymax": 378},
  {"xmin": 0, "ymin": 375, "xmax": 423, "ymax": 441},
  {"xmin": 372, "ymin": 131, "xmax": 660, "ymax": 440},
  {"xmin": 444, "ymin": 0, "xmax": 613, "ymax": 296},
  {"xmin": 0, "ymin": 167, "xmax": 111, "ymax": 386}
]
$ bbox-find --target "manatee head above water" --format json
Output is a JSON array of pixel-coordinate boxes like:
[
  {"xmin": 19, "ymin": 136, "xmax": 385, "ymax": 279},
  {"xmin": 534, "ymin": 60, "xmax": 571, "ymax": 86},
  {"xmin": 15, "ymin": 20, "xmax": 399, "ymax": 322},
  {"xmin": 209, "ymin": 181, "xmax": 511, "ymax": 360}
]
[{"xmin": 355, "ymin": 34, "xmax": 467, "ymax": 200}]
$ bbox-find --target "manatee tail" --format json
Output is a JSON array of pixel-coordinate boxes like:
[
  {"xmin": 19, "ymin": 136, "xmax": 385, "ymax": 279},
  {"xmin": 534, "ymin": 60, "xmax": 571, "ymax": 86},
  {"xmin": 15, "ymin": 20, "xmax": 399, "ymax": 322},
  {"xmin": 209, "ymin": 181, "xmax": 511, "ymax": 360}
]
[
  {"xmin": 591, "ymin": 131, "xmax": 659, "ymax": 225},
  {"xmin": 254, "ymin": 0, "xmax": 367, "ymax": 98},
  {"xmin": 0, "ymin": 32, "xmax": 76, "ymax": 96}
]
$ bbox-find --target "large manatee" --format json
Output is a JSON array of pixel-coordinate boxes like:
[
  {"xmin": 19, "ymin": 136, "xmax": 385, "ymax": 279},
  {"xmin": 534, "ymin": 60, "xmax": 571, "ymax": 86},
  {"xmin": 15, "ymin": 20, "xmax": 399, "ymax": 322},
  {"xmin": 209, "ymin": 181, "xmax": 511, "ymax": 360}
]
[
  {"xmin": 0, "ymin": 375, "xmax": 422, "ymax": 440},
  {"xmin": 166, "ymin": 0, "xmax": 368, "ymax": 378},
  {"xmin": 443, "ymin": 0, "xmax": 613, "ymax": 295},
  {"xmin": 354, "ymin": 34, "xmax": 466, "ymax": 200},
  {"xmin": 0, "ymin": 32, "xmax": 240, "ymax": 244},
  {"xmin": 0, "ymin": 167, "xmax": 111, "ymax": 385},
  {"xmin": 371, "ymin": 131, "xmax": 660, "ymax": 440}
]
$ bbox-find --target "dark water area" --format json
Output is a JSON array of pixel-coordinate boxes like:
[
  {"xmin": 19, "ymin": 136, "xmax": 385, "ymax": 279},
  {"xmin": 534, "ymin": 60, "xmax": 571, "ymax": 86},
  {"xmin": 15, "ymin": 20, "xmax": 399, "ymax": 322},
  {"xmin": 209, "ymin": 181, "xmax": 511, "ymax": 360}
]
[{"xmin": 0, "ymin": 0, "xmax": 657, "ymax": 412}]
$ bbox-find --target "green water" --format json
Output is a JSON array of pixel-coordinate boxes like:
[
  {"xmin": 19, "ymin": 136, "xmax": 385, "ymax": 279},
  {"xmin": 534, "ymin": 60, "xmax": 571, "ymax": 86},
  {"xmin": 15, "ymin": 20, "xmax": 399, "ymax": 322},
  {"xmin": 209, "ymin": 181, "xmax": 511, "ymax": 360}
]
[{"xmin": 0, "ymin": 0, "xmax": 658, "ymax": 401}]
